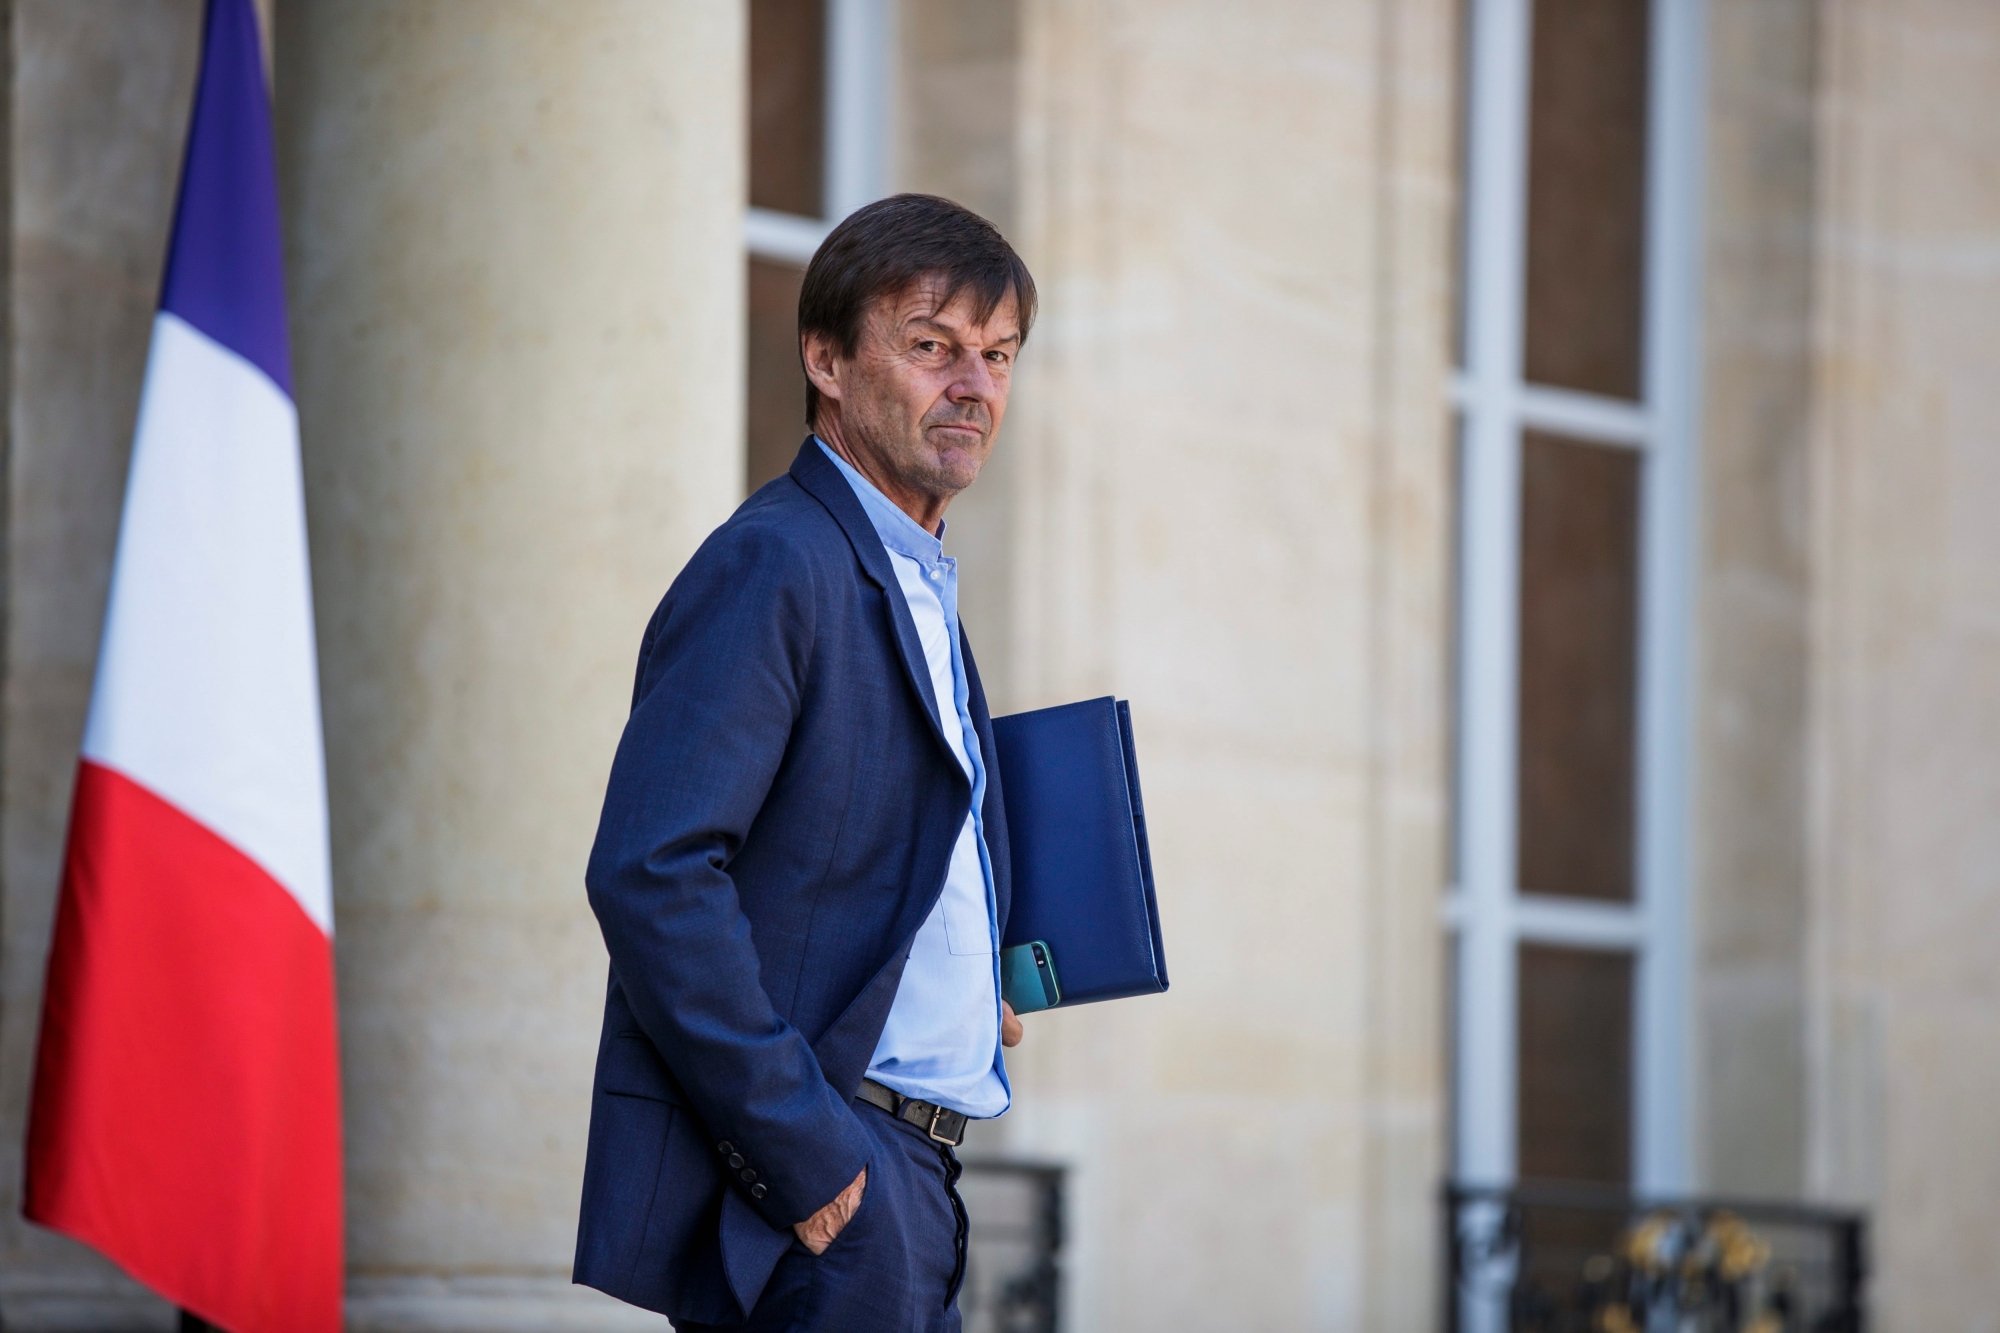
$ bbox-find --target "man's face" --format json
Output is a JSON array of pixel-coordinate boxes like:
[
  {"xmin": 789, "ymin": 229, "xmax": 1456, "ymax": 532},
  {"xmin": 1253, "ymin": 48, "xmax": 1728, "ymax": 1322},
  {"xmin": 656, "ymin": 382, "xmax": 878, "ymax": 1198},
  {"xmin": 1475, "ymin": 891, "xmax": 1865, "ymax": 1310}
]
[{"xmin": 806, "ymin": 278, "xmax": 1021, "ymax": 516}]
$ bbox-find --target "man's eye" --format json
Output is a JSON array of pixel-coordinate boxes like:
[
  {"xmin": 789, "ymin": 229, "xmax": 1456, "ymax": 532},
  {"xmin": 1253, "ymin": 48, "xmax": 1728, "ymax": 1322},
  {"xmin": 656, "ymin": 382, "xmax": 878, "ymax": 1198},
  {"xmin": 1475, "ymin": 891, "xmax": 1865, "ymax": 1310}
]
[{"xmin": 916, "ymin": 340, "xmax": 942, "ymax": 353}]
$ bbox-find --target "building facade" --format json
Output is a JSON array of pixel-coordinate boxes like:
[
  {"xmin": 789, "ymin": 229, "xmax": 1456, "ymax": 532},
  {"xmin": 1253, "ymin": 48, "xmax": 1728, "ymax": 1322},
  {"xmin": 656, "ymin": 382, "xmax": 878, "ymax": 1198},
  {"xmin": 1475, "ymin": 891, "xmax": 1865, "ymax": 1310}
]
[{"xmin": 0, "ymin": 2, "xmax": 1993, "ymax": 1329}]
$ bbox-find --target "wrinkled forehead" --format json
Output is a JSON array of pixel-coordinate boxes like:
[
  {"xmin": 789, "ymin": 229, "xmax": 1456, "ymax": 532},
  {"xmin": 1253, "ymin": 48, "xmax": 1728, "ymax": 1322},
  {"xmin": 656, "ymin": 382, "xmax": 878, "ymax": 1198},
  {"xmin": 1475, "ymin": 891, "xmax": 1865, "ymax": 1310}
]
[{"xmin": 869, "ymin": 273, "xmax": 1022, "ymax": 341}]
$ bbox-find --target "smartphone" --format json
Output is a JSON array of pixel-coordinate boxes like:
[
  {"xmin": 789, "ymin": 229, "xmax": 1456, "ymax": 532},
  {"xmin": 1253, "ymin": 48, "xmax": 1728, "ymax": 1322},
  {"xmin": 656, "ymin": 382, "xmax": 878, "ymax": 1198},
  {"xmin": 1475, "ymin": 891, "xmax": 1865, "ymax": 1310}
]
[{"xmin": 1000, "ymin": 940, "xmax": 1061, "ymax": 1014}]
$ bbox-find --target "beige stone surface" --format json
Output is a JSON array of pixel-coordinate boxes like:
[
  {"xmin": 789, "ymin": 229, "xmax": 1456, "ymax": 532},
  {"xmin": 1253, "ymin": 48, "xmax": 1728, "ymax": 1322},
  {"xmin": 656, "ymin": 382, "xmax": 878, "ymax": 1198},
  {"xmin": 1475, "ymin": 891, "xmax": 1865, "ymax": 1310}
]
[
  {"xmin": 1692, "ymin": 0, "xmax": 1818, "ymax": 1199},
  {"xmin": 0, "ymin": 3, "xmax": 201, "ymax": 1327},
  {"xmin": 1806, "ymin": 0, "xmax": 2000, "ymax": 1325},
  {"xmin": 975, "ymin": 1, "xmax": 1457, "ymax": 1327},
  {"xmin": 898, "ymin": 0, "xmax": 1020, "ymax": 238},
  {"xmin": 16, "ymin": 5, "xmax": 2000, "ymax": 1331},
  {"xmin": 277, "ymin": 0, "xmax": 738, "ymax": 1319}
]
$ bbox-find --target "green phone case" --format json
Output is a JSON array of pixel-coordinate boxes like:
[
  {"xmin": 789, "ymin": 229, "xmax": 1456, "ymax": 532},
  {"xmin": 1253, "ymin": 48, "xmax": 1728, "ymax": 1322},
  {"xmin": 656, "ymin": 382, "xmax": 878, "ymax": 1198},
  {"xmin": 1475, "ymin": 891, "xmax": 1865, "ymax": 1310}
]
[{"xmin": 1001, "ymin": 940, "xmax": 1061, "ymax": 1014}]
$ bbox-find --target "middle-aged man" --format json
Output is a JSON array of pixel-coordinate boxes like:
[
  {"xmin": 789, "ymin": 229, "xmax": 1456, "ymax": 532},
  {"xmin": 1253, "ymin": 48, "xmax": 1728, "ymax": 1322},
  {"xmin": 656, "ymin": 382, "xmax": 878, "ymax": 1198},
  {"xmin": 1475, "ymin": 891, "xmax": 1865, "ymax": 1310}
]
[{"xmin": 573, "ymin": 195, "xmax": 1035, "ymax": 1333}]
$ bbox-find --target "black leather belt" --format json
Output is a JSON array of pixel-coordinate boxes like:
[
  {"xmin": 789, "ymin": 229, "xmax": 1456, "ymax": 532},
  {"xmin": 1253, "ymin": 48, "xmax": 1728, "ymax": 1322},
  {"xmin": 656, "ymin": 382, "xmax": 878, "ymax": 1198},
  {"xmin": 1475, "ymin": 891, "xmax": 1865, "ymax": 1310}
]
[{"xmin": 856, "ymin": 1078, "xmax": 968, "ymax": 1147}]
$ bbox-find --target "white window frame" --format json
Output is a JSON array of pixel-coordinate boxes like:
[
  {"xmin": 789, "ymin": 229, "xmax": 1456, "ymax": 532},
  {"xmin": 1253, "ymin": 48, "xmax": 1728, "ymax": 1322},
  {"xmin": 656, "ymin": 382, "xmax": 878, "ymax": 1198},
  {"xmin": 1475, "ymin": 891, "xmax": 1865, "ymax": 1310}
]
[
  {"xmin": 1447, "ymin": 0, "xmax": 1707, "ymax": 1237},
  {"xmin": 744, "ymin": 0, "xmax": 893, "ymax": 265}
]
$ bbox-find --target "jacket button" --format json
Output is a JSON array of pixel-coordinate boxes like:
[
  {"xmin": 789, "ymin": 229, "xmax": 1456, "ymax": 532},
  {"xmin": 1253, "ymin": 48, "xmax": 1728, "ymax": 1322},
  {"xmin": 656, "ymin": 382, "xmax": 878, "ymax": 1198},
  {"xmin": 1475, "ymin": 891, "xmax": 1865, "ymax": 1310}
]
[
  {"xmin": 740, "ymin": 1168, "xmax": 757, "ymax": 1183},
  {"xmin": 750, "ymin": 1183, "xmax": 767, "ymax": 1200},
  {"xmin": 727, "ymin": 1153, "xmax": 746, "ymax": 1170},
  {"xmin": 717, "ymin": 1142, "xmax": 733, "ymax": 1156}
]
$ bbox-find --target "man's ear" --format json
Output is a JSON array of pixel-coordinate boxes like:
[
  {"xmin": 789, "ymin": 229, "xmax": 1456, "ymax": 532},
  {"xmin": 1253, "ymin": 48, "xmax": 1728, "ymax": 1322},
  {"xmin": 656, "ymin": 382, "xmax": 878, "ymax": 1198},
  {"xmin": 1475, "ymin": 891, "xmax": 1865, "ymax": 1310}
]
[{"xmin": 801, "ymin": 329, "xmax": 843, "ymax": 406}]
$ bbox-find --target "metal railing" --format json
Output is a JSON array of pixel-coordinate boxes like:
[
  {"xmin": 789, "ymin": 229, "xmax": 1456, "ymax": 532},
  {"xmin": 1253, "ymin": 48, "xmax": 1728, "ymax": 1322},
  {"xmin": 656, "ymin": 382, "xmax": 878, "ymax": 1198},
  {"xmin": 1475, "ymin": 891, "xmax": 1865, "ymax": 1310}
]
[
  {"xmin": 1444, "ymin": 1180, "xmax": 1866, "ymax": 1333},
  {"xmin": 959, "ymin": 1159, "xmax": 1064, "ymax": 1333}
]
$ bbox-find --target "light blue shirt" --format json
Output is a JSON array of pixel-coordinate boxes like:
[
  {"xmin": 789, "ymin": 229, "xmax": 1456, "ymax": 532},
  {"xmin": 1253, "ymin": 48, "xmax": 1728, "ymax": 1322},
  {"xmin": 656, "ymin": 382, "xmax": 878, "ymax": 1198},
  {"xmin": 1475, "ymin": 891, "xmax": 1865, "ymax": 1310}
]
[{"xmin": 818, "ymin": 439, "xmax": 1009, "ymax": 1118}]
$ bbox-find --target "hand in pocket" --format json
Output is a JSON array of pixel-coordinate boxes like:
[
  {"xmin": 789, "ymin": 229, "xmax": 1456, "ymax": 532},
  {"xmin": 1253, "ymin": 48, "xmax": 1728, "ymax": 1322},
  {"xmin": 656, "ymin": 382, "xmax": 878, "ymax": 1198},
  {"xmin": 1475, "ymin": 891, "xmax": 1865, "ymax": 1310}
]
[{"xmin": 793, "ymin": 1167, "xmax": 867, "ymax": 1255}]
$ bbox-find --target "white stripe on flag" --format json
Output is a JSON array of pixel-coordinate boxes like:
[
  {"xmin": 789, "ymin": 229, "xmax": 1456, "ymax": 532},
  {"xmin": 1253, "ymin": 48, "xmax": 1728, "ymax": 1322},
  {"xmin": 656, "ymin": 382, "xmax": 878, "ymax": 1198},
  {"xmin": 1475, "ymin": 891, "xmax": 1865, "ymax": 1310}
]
[{"xmin": 82, "ymin": 311, "xmax": 333, "ymax": 935}]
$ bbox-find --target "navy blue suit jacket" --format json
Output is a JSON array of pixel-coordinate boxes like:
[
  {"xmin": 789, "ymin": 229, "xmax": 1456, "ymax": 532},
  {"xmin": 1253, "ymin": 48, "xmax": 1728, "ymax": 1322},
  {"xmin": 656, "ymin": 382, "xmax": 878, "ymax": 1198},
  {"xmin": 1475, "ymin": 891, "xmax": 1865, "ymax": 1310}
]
[{"xmin": 572, "ymin": 439, "xmax": 1012, "ymax": 1322}]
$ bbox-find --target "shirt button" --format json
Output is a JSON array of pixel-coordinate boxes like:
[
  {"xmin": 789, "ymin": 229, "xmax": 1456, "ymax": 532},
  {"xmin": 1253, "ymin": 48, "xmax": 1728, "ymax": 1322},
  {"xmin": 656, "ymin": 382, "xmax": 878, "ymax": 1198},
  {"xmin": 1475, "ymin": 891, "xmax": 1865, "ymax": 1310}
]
[
  {"xmin": 929, "ymin": 570, "xmax": 942, "ymax": 581},
  {"xmin": 750, "ymin": 1183, "xmax": 768, "ymax": 1200},
  {"xmin": 728, "ymin": 1153, "xmax": 746, "ymax": 1170}
]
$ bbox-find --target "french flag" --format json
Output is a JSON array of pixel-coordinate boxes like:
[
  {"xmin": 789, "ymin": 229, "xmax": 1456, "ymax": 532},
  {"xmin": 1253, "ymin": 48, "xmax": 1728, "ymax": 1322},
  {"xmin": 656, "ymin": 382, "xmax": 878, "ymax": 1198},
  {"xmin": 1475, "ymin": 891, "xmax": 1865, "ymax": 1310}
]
[{"xmin": 23, "ymin": 3, "xmax": 343, "ymax": 1330}]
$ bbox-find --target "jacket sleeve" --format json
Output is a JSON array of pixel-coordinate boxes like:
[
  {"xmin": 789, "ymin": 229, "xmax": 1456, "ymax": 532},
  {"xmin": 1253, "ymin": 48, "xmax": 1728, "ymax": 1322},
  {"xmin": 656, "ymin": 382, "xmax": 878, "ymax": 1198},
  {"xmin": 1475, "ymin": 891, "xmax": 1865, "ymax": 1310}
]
[{"xmin": 584, "ymin": 521, "xmax": 871, "ymax": 1231}]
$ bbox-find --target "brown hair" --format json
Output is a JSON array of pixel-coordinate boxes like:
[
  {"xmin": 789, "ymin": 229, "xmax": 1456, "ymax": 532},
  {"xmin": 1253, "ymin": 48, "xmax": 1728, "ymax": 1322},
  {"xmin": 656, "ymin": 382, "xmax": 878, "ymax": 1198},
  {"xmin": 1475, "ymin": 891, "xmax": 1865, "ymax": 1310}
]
[{"xmin": 798, "ymin": 193, "xmax": 1037, "ymax": 425}]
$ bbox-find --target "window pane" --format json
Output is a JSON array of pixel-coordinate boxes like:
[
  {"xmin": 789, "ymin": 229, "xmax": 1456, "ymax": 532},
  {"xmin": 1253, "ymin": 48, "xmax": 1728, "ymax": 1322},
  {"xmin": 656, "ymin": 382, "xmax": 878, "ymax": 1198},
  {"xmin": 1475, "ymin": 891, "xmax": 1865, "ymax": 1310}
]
[
  {"xmin": 1522, "ymin": 0, "xmax": 1648, "ymax": 399},
  {"xmin": 1518, "ymin": 944, "xmax": 1632, "ymax": 1183},
  {"xmin": 750, "ymin": 0, "xmax": 825, "ymax": 216},
  {"xmin": 747, "ymin": 258, "xmax": 808, "ymax": 494},
  {"xmin": 1517, "ymin": 433, "xmax": 1638, "ymax": 901}
]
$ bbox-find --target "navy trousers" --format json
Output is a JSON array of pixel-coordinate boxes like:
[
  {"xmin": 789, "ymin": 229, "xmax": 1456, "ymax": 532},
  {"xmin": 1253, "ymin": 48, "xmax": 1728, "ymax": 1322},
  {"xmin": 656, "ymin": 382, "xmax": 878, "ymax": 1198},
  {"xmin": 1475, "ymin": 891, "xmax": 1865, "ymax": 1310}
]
[{"xmin": 672, "ymin": 1099, "xmax": 970, "ymax": 1333}]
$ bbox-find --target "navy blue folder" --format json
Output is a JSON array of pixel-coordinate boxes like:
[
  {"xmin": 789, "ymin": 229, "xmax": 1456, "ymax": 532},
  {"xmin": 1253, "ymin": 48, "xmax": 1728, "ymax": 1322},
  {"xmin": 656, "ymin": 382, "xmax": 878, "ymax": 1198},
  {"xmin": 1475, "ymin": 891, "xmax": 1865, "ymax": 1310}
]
[{"xmin": 992, "ymin": 697, "xmax": 1168, "ymax": 1006}]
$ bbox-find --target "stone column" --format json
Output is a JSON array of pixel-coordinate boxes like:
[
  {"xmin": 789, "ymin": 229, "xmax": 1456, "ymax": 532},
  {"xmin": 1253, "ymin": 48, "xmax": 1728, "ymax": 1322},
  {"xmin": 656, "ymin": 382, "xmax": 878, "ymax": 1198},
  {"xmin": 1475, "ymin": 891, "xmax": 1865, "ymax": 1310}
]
[
  {"xmin": 0, "ymin": 4, "xmax": 203, "ymax": 1328},
  {"xmin": 276, "ymin": 3, "xmax": 740, "ymax": 1325}
]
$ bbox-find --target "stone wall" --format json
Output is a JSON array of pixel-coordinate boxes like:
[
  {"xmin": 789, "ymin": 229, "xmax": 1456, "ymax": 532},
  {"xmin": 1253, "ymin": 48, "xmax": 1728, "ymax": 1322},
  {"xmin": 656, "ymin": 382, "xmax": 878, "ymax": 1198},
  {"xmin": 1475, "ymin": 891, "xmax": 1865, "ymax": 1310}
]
[
  {"xmin": 1693, "ymin": 0, "xmax": 1818, "ymax": 1199},
  {"xmin": 1694, "ymin": 11, "xmax": 2000, "ymax": 1329},
  {"xmin": 983, "ymin": 2, "xmax": 1457, "ymax": 1328},
  {"xmin": 1805, "ymin": 0, "xmax": 2000, "ymax": 1325}
]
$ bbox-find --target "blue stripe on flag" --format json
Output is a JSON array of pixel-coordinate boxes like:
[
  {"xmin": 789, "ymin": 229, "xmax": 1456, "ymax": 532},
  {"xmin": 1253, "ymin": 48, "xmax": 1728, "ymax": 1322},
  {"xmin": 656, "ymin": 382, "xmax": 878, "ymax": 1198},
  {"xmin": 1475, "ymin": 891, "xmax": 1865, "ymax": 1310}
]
[{"xmin": 158, "ymin": 0, "xmax": 292, "ymax": 398}]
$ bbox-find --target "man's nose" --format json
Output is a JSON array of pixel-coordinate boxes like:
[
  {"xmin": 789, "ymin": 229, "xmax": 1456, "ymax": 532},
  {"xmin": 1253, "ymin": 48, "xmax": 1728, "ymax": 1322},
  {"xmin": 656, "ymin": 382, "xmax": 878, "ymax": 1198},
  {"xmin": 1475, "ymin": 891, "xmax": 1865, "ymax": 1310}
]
[{"xmin": 947, "ymin": 350, "xmax": 997, "ymax": 401}]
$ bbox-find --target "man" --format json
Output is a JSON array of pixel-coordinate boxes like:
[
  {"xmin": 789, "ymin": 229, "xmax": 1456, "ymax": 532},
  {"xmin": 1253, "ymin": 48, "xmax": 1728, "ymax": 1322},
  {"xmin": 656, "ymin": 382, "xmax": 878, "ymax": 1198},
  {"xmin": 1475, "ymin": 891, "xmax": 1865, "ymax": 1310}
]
[{"xmin": 573, "ymin": 194, "xmax": 1035, "ymax": 1333}]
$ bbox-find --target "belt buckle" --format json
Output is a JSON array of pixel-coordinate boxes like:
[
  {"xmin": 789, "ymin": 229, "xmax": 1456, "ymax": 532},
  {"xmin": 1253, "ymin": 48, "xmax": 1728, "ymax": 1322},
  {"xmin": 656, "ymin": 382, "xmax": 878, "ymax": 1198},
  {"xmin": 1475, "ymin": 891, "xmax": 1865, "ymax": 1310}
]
[{"xmin": 925, "ymin": 1103, "xmax": 960, "ymax": 1147}]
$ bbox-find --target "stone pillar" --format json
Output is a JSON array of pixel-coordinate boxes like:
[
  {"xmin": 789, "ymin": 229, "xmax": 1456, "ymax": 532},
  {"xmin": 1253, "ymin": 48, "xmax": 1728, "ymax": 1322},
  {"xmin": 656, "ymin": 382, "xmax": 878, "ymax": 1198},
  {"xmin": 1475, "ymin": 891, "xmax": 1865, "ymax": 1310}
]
[
  {"xmin": 0, "ymin": 4, "xmax": 203, "ymax": 1328},
  {"xmin": 276, "ymin": 3, "xmax": 740, "ymax": 1325},
  {"xmin": 992, "ymin": 2, "xmax": 1456, "ymax": 1328},
  {"xmin": 1804, "ymin": 2, "xmax": 2000, "ymax": 1326}
]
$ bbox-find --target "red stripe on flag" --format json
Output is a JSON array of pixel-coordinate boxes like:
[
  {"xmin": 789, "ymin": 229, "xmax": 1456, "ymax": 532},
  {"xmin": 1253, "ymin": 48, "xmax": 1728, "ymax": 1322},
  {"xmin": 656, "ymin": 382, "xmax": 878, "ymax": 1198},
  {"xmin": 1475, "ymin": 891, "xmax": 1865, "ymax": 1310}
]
[{"xmin": 26, "ymin": 760, "xmax": 342, "ymax": 1333}]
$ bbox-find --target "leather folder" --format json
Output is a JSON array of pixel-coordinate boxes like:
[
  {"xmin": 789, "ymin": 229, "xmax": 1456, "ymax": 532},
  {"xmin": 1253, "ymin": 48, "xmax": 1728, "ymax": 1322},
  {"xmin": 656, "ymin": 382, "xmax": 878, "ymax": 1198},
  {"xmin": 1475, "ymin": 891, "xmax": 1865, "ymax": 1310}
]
[{"xmin": 992, "ymin": 697, "xmax": 1168, "ymax": 1006}]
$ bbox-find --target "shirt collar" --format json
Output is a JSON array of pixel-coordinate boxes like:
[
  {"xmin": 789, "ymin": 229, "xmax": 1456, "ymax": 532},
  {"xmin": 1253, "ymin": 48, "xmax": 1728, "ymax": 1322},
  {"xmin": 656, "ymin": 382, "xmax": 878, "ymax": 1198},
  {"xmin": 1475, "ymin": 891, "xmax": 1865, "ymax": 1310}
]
[{"xmin": 815, "ymin": 436, "xmax": 947, "ymax": 564}]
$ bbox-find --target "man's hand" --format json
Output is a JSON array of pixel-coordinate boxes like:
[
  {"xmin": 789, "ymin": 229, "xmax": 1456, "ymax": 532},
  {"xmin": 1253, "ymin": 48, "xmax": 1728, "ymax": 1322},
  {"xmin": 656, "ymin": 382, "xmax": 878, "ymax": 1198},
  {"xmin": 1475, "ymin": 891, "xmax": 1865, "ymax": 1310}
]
[
  {"xmin": 794, "ymin": 1167, "xmax": 866, "ymax": 1255},
  {"xmin": 794, "ymin": 1001, "xmax": 1021, "ymax": 1255}
]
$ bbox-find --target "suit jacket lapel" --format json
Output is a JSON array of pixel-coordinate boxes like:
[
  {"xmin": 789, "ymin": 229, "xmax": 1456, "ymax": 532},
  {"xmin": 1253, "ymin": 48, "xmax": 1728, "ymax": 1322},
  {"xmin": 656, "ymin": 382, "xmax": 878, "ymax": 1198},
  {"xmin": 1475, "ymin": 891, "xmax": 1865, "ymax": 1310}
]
[{"xmin": 789, "ymin": 439, "xmax": 961, "ymax": 768}]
